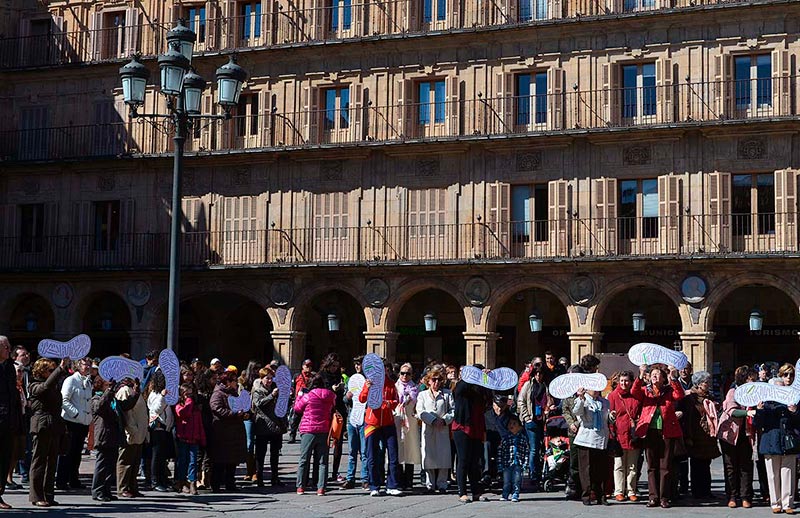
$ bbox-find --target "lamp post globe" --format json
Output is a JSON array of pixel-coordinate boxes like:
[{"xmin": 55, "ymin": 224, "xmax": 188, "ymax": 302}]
[
  {"xmin": 183, "ymin": 68, "xmax": 206, "ymax": 114},
  {"xmin": 158, "ymin": 44, "xmax": 190, "ymax": 96},
  {"xmin": 166, "ymin": 19, "xmax": 197, "ymax": 62},
  {"xmin": 119, "ymin": 55, "xmax": 150, "ymax": 107},
  {"xmin": 215, "ymin": 56, "xmax": 247, "ymax": 107}
]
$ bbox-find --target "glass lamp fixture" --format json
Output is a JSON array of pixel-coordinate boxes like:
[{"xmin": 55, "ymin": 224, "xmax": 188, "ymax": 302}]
[
  {"xmin": 100, "ymin": 313, "xmax": 113, "ymax": 331},
  {"xmin": 632, "ymin": 312, "xmax": 646, "ymax": 332},
  {"xmin": 529, "ymin": 312, "xmax": 543, "ymax": 333},
  {"xmin": 327, "ymin": 313, "xmax": 340, "ymax": 332},
  {"xmin": 24, "ymin": 312, "xmax": 38, "ymax": 332},
  {"xmin": 749, "ymin": 309, "xmax": 763, "ymax": 331},
  {"xmin": 215, "ymin": 56, "xmax": 247, "ymax": 107},
  {"xmin": 119, "ymin": 56, "xmax": 150, "ymax": 107},
  {"xmin": 182, "ymin": 68, "xmax": 206, "ymax": 114},
  {"xmin": 424, "ymin": 313, "xmax": 437, "ymax": 332},
  {"xmin": 158, "ymin": 43, "xmax": 190, "ymax": 96},
  {"xmin": 166, "ymin": 19, "xmax": 196, "ymax": 62}
]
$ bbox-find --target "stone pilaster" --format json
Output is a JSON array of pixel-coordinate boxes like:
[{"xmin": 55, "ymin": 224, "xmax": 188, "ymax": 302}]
[
  {"xmin": 363, "ymin": 331, "xmax": 399, "ymax": 362},
  {"xmin": 270, "ymin": 330, "xmax": 307, "ymax": 371},
  {"xmin": 678, "ymin": 331, "xmax": 715, "ymax": 372},
  {"xmin": 463, "ymin": 332, "xmax": 499, "ymax": 368},
  {"xmin": 567, "ymin": 331, "xmax": 603, "ymax": 365}
]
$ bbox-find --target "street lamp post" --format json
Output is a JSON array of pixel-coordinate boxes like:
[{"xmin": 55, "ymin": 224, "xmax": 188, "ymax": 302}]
[{"xmin": 118, "ymin": 20, "xmax": 246, "ymax": 350}]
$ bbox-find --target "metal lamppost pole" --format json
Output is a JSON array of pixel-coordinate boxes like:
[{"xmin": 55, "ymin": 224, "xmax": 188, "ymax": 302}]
[{"xmin": 119, "ymin": 20, "xmax": 247, "ymax": 350}]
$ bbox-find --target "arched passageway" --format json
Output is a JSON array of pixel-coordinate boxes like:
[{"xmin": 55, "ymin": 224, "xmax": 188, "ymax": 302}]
[
  {"xmin": 598, "ymin": 287, "xmax": 681, "ymax": 353},
  {"xmin": 395, "ymin": 288, "xmax": 465, "ymax": 370},
  {"xmin": 8, "ymin": 294, "xmax": 55, "ymax": 351},
  {"xmin": 299, "ymin": 289, "xmax": 365, "ymax": 364},
  {"xmin": 82, "ymin": 291, "xmax": 132, "ymax": 358}
]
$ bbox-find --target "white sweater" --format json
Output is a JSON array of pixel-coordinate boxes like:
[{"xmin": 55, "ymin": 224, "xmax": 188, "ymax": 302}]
[{"xmin": 61, "ymin": 371, "xmax": 93, "ymax": 426}]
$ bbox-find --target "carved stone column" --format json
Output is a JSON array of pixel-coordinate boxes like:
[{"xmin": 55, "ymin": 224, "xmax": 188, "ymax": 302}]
[
  {"xmin": 463, "ymin": 332, "xmax": 499, "ymax": 369},
  {"xmin": 567, "ymin": 331, "xmax": 603, "ymax": 365},
  {"xmin": 678, "ymin": 331, "xmax": 715, "ymax": 372},
  {"xmin": 363, "ymin": 331, "xmax": 399, "ymax": 362},
  {"xmin": 129, "ymin": 330, "xmax": 162, "ymax": 360},
  {"xmin": 270, "ymin": 330, "xmax": 307, "ymax": 371}
]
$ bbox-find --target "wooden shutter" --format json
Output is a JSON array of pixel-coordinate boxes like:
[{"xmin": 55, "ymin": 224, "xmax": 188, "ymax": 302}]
[
  {"xmin": 120, "ymin": 198, "xmax": 135, "ymax": 235},
  {"xmin": 0, "ymin": 205, "xmax": 17, "ymax": 238},
  {"xmin": 44, "ymin": 202, "xmax": 59, "ymax": 237},
  {"xmin": 301, "ymin": 85, "xmax": 319, "ymax": 144},
  {"xmin": 408, "ymin": 188, "xmax": 447, "ymax": 259},
  {"xmin": 89, "ymin": 11, "xmax": 103, "ymax": 61},
  {"xmin": 505, "ymin": 0, "xmax": 518, "ymax": 23},
  {"xmin": 713, "ymin": 54, "xmax": 732, "ymax": 119},
  {"xmin": 775, "ymin": 169, "xmax": 798, "ymax": 252},
  {"xmin": 398, "ymin": 79, "xmax": 414, "ymax": 138},
  {"xmin": 312, "ymin": 0, "xmax": 325, "ymax": 40},
  {"xmin": 72, "ymin": 201, "xmax": 94, "ymax": 235},
  {"xmin": 658, "ymin": 174, "xmax": 681, "ymax": 254},
  {"xmin": 125, "ymin": 7, "xmax": 140, "ymax": 56},
  {"xmin": 487, "ymin": 182, "xmax": 510, "ymax": 258},
  {"xmin": 351, "ymin": 83, "xmax": 364, "ymax": 141},
  {"xmin": 17, "ymin": 18, "xmax": 30, "ymax": 63},
  {"xmin": 408, "ymin": 0, "xmax": 419, "ymax": 30},
  {"xmin": 602, "ymin": 62, "xmax": 620, "ymax": 126},
  {"xmin": 656, "ymin": 57, "xmax": 673, "ymax": 123},
  {"xmin": 547, "ymin": 66, "xmax": 564, "ymax": 130},
  {"xmin": 446, "ymin": 75, "xmax": 460, "ymax": 136},
  {"xmin": 593, "ymin": 178, "xmax": 617, "ymax": 255},
  {"xmin": 451, "ymin": 0, "xmax": 460, "ymax": 27},
  {"xmin": 772, "ymin": 48, "xmax": 790, "ymax": 116},
  {"xmin": 705, "ymin": 172, "xmax": 731, "ymax": 252},
  {"xmin": 495, "ymin": 72, "xmax": 513, "ymax": 133},
  {"xmin": 548, "ymin": 180, "xmax": 569, "ymax": 256}
]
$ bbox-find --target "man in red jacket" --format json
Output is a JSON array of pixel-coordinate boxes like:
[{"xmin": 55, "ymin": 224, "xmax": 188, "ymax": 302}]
[{"xmin": 359, "ymin": 359, "xmax": 401, "ymax": 497}]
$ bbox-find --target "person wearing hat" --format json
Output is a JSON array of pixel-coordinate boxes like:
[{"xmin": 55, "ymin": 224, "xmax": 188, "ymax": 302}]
[
  {"xmin": 289, "ymin": 360, "xmax": 314, "ymax": 444},
  {"xmin": 209, "ymin": 359, "xmax": 223, "ymax": 373},
  {"xmin": 483, "ymin": 393, "xmax": 513, "ymax": 486}
]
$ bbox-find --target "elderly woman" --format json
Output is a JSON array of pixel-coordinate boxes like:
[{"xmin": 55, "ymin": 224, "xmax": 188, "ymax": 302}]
[
  {"xmin": 573, "ymin": 388, "xmax": 612, "ymax": 506},
  {"xmin": 718, "ymin": 365, "xmax": 756, "ymax": 508},
  {"xmin": 754, "ymin": 363, "xmax": 800, "ymax": 514},
  {"xmin": 679, "ymin": 370, "xmax": 720, "ymax": 499},
  {"xmin": 608, "ymin": 370, "xmax": 643, "ymax": 502},
  {"xmin": 631, "ymin": 363, "xmax": 684, "ymax": 509},
  {"xmin": 28, "ymin": 357, "xmax": 69, "ymax": 507},
  {"xmin": 416, "ymin": 365, "xmax": 454, "ymax": 493},
  {"xmin": 251, "ymin": 366, "xmax": 287, "ymax": 487},
  {"xmin": 209, "ymin": 370, "xmax": 248, "ymax": 493},
  {"xmin": 395, "ymin": 362, "xmax": 421, "ymax": 490}
]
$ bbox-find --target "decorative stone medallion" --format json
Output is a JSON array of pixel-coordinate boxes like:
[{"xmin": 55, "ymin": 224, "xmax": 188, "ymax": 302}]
[
  {"xmin": 22, "ymin": 179, "xmax": 40, "ymax": 195},
  {"xmin": 623, "ymin": 145, "xmax": 651, "ymax": 166},
  {"xmin": 680, "ymin": 275, "xmax": 707, "ymax": 304},
  {"xmin": 97, "ymin": 175, "xmax": 115, "ymax": 192},
  {"xmin": 52, "ymin": 283, "xmax": 75, "ymax": 308},
  {"xmin": 416, "ymin": 158, "xmax": 440, "ymax": 177},
  {"xmin": 515, "ymin": 151, "xmax": 542, "ymax": 172},
  {"xmin": 464, "ymin": 276, "xmax": 491, "ymax": 306},
  {"xmin": 320, "ymin": 161, "xmax": 344, "ymax": 181},
  {"xmin": 363, "ymin": 278, "xmax": 390, "ymax": 307},
  {"xmin": 738, "ymin": 138, "xmax": 766, "ymax": 160},
  {"xmin": 125, "ymin": 281, "xmax": 151, "ymax": 307},
  {"xmin": 269, "ymin": 280, "xmax": 294, "ymax": 307},
  {"xmin": 568, "ymin": 275, "xmax": 596, "ymax": 305}
]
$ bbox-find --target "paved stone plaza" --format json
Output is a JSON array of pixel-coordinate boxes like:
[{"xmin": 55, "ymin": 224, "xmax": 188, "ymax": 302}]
[{"xmin": 1, "ymin": 437, "xmax": 751, "ymax": 517}]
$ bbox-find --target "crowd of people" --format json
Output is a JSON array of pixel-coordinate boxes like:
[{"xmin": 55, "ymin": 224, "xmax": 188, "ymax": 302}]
[{"xmin": 0, "ymin": 334, "xmax": 798, "ymax": 513}]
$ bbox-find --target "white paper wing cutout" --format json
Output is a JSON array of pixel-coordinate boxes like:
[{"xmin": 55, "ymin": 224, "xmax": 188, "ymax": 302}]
[
  {"xmin": 362, "ymin": 353, "xmax": 385, "ymax": 409},
  {"xmin": 628, "ymin": 342, "xmax": 688, "ymax": 369},
  {"xmin": 460, "ymin": 366, "xmax": 519, "ymax": 391},
  {"xmin": 228, "ymin": 389, "xmax": 252, "ymax": 413},
  {"xmin": 548, "ymin": 373, "xmax": 608, "ymax": 399},
  {"xmin": 274, "ymin": 365, "xmax": 292, "ymax": 418},
  {"xmin": 159, "ymin": 349, "xmax": 180, "ymax": 405},
  {"xmin": 99, "ymin": 356, "xmax": 143, "ymax": 382},
  {"xmin": 348, "ymin": 373, "xmax": 367, "ymax": 427},
  {"xmin": 734, "ymin": 382, "xmax": 800, "ymax": 407},
  {"xmin": 38, "ymin": 334, "xmax": 91, "ymax": 360}
]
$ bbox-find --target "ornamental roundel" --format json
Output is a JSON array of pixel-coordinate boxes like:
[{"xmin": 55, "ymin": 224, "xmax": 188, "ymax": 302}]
[
  {"xmin": 363, "ymin": 278, "xmax": 390, "ymax": 307},
  {"xmin": 568, "ymin": 275, "xmax": 596, "ymax": 306},
  {"xmin": 680, "ymin": 275, "xmax": 708, "ymax": 304},
  {"xmin": 269, "ymin": 280, "xmax": 294, "ymax": 307},
  {"xmin": 464, "ymin": 276, "xmax": 491, "ymax": 306},
  {"xmin": 52, "ymin": 283, "xmax": 75, "ymax": 308},
  {"xmin": 125, "ymin": 281, "xmax": 151, "ymax": 307}
]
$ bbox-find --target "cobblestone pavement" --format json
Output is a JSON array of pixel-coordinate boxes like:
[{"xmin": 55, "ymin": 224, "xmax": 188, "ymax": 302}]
[{"xmin": 0, "ymin": 437, "xmax": 765, "ymax": 517}]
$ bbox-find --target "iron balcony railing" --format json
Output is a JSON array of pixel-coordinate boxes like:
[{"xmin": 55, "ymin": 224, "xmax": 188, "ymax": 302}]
[
  {"xmin": 2, "ymin": 76, "xmax": 796, "ymax": 162},
  {"xmin": 0, "ymin": 213, "xmax": 796, "ymax": 271},
  {"xmin": 0, "ymin": 0, "xmax": 774, "ymax": 69}
]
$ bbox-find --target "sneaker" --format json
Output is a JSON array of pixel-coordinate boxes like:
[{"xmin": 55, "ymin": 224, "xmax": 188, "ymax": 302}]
[
  {"xmin": 342, "ymin": 479, "xmax": 355, "ymax": 489},
  {"xmin": 316, "ymin": 489, "xmax": 325, "ymax": 496},
  {"xmin": 500, "ymin": 496, "xmax": 509, "ymax": 501},
  {"xmin": 370, "ymin": 490, "xmax": 380, "ymax": 497},
  {"xmin": 511, "ymin": 496, "xmax": 519, "ymax": 503},
  {"xmin": 296, "ymin": 488, "xmax": 304, "ymax": 495},
  {"xmin": 387, "ymin": 489, "xmax": 402, "ymax": 496},
  {"xmin": 362, "ymin": 482, "xmax": 370, "ymax": 490},
  {"xmin": 336, "ymin": 475, "xmax": 345, "ymax": 483}
]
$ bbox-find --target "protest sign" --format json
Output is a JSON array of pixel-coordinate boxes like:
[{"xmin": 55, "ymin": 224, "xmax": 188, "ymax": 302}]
[
  {"xmin": 347, "ymin": 373, "xmax": 367, "ymax": 426},
  {"xmin": 362, "ymin": 353, "xmax": 385, "ymax": 409},
  {"xmin": 159, "ymin": 349, "xmax": 180, "ymax": 405},
  {"xmin": 229, "ymin": 389, "xmax": 252, "ymax": 413},
  {"xmin": 549, "ymin": 372, "xmax": 609, "ymax": 399},
  {"xmin": 460, "ymin": 366, "xmax": 519, "ymax": 391},
  {"xmin": 628, "ymin": 342, "xmax": 688, "ymax": 369},
  {"xmin": 38, "ymin": 334, "xmax": 91, "ymax": 360},
  {"xmin": 99, "ymin": 356, "xmax": 143, "ymax": 381},
  {"xmin": 274, "ymin": 365, "xmax": 292, "ymax": 418}
]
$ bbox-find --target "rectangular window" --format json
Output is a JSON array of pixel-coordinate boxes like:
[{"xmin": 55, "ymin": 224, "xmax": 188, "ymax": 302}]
[
  {"xmin": 534, "ymin": 184, "xmax": 548, "ymax": 242},
  {"xmin": 735, "ymin": 54, "xmax": 771, "ymax": 109},
  {"xmin": 19, "ymin": 204, "xmax": 44, "ymax": 253},
  {"xmin": 732, "ymin": 174, "xmax": 752, "ymax": 236},
  {"xmin": 520, "ymin": 0, "xmax": 547, "ymax": 21},
  {"xmin": 641, "ymin": 178, "xmax": 658, "ymax": 239},
  {"xmin": 511, "ymin": 185, "xmax": 530, "ymax": 241},
  {"xmin": 240, "ymin": 2, "xmax": 261, "ymax": 39},
  {"xmin": 102, "ymin": 12, "xmax": 126, "ymax": 58},
  {"xmin": 187, "ymin": 6, "xmax": 206, "ymax": 42},
  {"xmin": 330, "ymin": 0, "xmax": 352, "ymax": 31},
  {"xmin": 618, "ymin": 179, "xmax": 658, "ymax": 239},
  {"xmin": 236, "ymin": 94, "xmax": 259, "ymax": 136},
  {"xmin": 19, "ymin": 106, "xmax": 49, "ymax": 160},
  {"xmin": 323, "ymin": 87, "xmax": 350, "ymax": 131},
  {"xmin": 94, "ymin": 200, "xmax": 120, "ymax": 251},
  {"xmin": 619, "ymin": 179, "xmax": 637, "ymax": 240},
  {"xmin": 515, "ymin": 72, "xmax": 547, "ymax": 126},
  {"xmin": 623, "ymin": 0, "xmax": 655, "ymax": 11},
  {"xmin": 622, "ymin": 63, "xmax": 656, "ymax": 119},
  {"xmin": 422, "ymin": 0, "xmax": 446, "ymax": 23},
  {"xmin": 418, "ymin": 80, "xmax": 445, "ymax": 125},
  {"xmin": 756, "ymin": 173, "xmax": 775, "ymax": 234},
  {"xmin": 732, "ymin": 174, "xmax": 775, "ymax": 235}
]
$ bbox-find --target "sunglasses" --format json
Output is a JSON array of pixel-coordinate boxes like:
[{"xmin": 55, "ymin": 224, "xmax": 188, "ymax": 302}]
[
  {"xmin": 782, "ymin": 373, "xmax": 793, "ymax": 377},
  {"xmin": 400, "ymin": 371, "xmax": 411, "ymax": 376},
  {"xmin": 430, "ymin": 377, "xmax": 442, "ymax": 382}
]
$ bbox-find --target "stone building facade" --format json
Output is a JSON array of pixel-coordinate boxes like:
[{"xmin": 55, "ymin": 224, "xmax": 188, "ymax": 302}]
[{"xmin": 1, "ymin": 0, "xmax": 799, "ymax": 377}]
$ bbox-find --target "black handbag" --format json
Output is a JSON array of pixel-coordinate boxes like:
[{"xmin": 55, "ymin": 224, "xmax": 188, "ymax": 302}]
[{"xmin": 781, "ymin": 420, "xmax": 800, "ymax": 454}]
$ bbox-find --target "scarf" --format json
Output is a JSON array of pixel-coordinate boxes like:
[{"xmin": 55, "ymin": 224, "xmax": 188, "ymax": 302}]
[
  {"xmin": 585, "ymin": 394, "xmax": 604, "ymax": 430},
  {"xmin": 395, "ymin": 379, "xmax": 418, "ymax": 442}
]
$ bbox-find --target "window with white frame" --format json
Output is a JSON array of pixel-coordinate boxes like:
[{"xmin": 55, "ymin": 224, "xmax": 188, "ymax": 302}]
[
  {"xmin": 732, "ymin": 173, "xmax": 775, "ymax": 235},
  {"xmin": 619, "ymin": 178, "xmax": 658, "ymax": 240},
  {"xmin": 418, "ymin": 80, "xmax": 445, "ymax": 125},
  {"xmin": 622, "ymin": 63, "xmax": 656, "ymax": 120},
  {"xmin": 520, "ymin": 0, "xmax": 548, "ymax": 21},
  {"xmin": 423, "ymin": 0, "xmax": 446, "ymax": 23},
  {"xmin": 734, "ymin": 54, "xmax": 771, "ymax": 111},
  {"xmin": 323, "ymin": 87, "xmax": 350, "ymax": 131},
  {"xmin": 515, "ymin": 72, "xmax": 547, "ymax": 127}
]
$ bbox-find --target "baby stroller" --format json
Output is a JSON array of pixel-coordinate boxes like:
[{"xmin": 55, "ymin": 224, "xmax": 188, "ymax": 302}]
[{"xmin": 541, "ymin": 415, "xmax": 570, "ymax": 492}]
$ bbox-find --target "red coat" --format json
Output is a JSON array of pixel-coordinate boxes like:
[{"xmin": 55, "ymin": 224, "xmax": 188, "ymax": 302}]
[
  {"xmin": 358, "ymin": 379, "xmax": 398, "ymax": 428},
  {"xmin": 175, "ymin": 396, "xmax": 206, "ymax": 446},
  {"xmin": 608, "ymin": 386, "xmax": 643, "ymax": 450},
  {"xmin": 630, "ymin": 378, "xmax": 684, "ymax": 439}
]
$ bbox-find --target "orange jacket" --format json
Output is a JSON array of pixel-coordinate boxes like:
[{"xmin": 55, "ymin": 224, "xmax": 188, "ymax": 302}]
[{"xmin": 358, "ymin": 379, "xmax": 398, "ymax": 428}]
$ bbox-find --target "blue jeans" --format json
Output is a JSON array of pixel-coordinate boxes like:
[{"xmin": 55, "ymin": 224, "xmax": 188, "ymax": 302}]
[
  {"xmin": 346, "ymin": 422, "xmax": 368, "ymax": 482},
  {"xmin": 525, "ymin": 421, "xmax": 543, "ymax": 484},
  {"xmin": 365, "ymin": 425, "xmax": 400, "ymax": 491},
  {"xmin": 175, "ymin": 441, "xmax": 199, "ymax": 482},
  {"xmin": 503, "ymin": 465, "xmax": 523, "ymax": 500},
  {"xmin": 244, "ymin": 419, "xmax": 255, "ymax": 455}
]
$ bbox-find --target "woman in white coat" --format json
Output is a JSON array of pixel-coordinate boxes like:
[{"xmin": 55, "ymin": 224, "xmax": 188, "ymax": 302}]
[
  {"xmin": 395, "ymin": 363, "xmax": 421, "ymax": 489},
  {"xmin": 415, "ymin": 365, "xmax": 454, "ymax": 493}
]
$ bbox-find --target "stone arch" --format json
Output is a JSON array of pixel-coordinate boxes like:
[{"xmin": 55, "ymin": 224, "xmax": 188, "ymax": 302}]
[
  {"xmin": 72, "ymin": 287, "xmax": 134, "ymax": 334},
  {"xmin": 590, "ymin": 274, "xmax": 691, "ymax": 333},
  {"xmin": 79, "ymin": 290, "xmax": 133, "ymax": 358},
  {"xmin": 384, "ymin": 278, "xmax": 468, "ymax": 331},
  {"xmin": 484, "ymin": 277, "xmax": 575, "ymax": 331},
  {"xmin": 293, "ymin": 286, "xmax": 369, "ymax": 363},
  {"xmin": 2, "ymin": 292, "xmax": 56, "ymax": 350},
  {"xmin": 703, "ymin": 272, "xmax": 800, "ymax": 331},
  {"xmin": 290, "ymin": 280, "xmax": 370, "ymax": 332}
]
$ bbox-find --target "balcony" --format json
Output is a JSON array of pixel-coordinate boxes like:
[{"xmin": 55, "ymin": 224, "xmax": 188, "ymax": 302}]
[
  {"xmin": 0, "ymin": 213, "xmax": 796, "ymax": 271},
  {"xmin": 1, "ymin": 76, "xmax": 796, "ymax": 162},
  {"xmin": 0, "ymin": 0, "xmax": 775, "ymax": 70}
]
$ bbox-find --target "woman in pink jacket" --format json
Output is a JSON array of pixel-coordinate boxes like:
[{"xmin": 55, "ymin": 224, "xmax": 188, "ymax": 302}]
[{"xmin": 294, "ymin": 375, "xmax": 336, "ymax": 495}]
